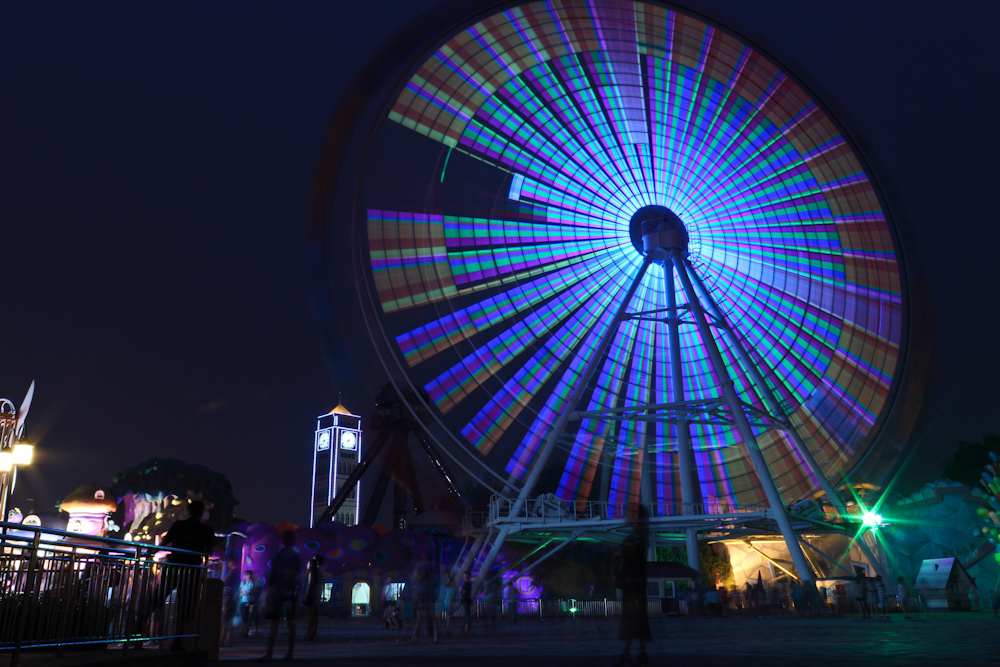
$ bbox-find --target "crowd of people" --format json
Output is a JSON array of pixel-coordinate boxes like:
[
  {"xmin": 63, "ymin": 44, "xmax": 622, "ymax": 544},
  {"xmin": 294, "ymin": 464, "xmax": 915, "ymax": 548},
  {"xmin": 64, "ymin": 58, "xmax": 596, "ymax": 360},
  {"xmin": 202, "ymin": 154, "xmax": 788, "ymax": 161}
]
[
  {"xmin": 147, "ymin": 499, "xmax": 977, "ymax": 664},
  {"xmin": 672, "ymin": 574, "xmax": 916, "ymax": 620}
]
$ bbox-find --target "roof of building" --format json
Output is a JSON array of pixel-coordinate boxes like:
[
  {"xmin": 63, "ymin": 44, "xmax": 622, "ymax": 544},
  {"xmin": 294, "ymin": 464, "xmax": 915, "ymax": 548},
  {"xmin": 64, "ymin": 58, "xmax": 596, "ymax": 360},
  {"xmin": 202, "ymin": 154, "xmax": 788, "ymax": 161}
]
[
  {"xmin": 914, "ymin": 557, "xmax": 974, "ymax": 590},
  {"xmin": 329, "ymin": 402, "xmax": 355, "ymax": 416}
]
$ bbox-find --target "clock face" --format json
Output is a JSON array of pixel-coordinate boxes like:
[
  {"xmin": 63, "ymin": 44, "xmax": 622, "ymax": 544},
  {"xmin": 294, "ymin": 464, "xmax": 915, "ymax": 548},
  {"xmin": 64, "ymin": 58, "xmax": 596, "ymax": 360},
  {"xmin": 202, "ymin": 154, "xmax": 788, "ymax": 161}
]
[
  {"xmin": 340, "ymin": 431, "xmax": 357, "ymax": 450},
  {"xmin": 317, "ymin": 431, "xmax": 330, "ymax": 451}
]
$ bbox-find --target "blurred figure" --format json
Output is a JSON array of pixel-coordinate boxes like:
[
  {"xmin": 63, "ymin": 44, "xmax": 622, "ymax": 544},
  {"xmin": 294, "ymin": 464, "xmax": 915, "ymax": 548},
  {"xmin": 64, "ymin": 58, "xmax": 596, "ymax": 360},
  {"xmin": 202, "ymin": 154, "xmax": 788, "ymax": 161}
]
[
  {"xmin": 239, "ymin": 571, "xmax": 260, "ymax": 636},
  {"xmin": 507, "ymin": 573, "xmax": 520, "ymax": 624},
  {"xmin": 874, "ymin": 575, "xmax": 888, "ymax": 620},
  {"xmin": 790, "ymin": 580, "xmax": 804, "ymax": 618},
  {"xmin": 483, "ymin": 574, "xmax": 501, "ymax": 631},
  {"xmin": 382, "ymin": 577, "xmax": 402, "ymax": 631},
  {"xmin": 220, "ymin": 555, "xmax": 240, "ymax": 646},
  {"xmin": 865, "ymin": 576, "xmax": 878, "ymax": 620},
  {"xmin": 460, "ymin": 571, "xmax": 473, "ymax": 633},
  {"xmin": 303, "ymin": 555, "xmax": 325, "ymax": 641},
  {"xmin": 854, "ymin": 573, "xmax": 868, "ymax": 619},
  {"xmin": 895, "ymin": 576, "xmax": 909, "ymax": 615},
  {"xmin": 259, "ymin": 531, "xmax": 301, "ymax": 662},
  {"xmin": 411, "ymin": 555, "xmax": 438, "ymax": 643},
  {"xmin": 438, "ymin": 569, "xmax": 455, "ymax": 633},
  {"xmin": 614, "ymin": 504, "xmax": 650, "ymax": 667}
]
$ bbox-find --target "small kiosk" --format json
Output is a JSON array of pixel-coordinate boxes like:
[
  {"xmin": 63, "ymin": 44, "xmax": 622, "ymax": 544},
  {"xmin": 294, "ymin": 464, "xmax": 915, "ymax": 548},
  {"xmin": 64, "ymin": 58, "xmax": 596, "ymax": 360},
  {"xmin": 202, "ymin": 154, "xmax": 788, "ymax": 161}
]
[{"xmin": 914, "ymin": 558, "xmax": 974, "ymax": 611}]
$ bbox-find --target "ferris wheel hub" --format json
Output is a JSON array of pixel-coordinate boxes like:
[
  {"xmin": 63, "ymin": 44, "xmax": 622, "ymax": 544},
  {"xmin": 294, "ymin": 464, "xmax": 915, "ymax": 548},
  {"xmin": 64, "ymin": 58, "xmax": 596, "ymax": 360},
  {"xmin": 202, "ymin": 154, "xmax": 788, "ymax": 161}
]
[{"xmin": 630, "ymin": 205, "xmax": 688, "ymax": 260}]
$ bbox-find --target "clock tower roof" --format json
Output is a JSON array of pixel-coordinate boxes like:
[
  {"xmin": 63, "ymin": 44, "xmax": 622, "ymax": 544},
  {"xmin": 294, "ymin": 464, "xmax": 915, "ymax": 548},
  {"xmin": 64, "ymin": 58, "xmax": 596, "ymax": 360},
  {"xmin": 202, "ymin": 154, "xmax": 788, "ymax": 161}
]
[{"xmin": 329, "ymin": 402, "xmax": 353, "ymax": 416}]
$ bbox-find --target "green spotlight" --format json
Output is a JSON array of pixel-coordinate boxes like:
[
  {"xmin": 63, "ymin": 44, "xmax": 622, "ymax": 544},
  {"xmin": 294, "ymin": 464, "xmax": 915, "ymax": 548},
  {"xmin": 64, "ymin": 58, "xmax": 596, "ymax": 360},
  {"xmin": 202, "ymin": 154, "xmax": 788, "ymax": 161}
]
[{"xmin": 861, "ymin": 509, "xmax": 883, "ymax": 530}]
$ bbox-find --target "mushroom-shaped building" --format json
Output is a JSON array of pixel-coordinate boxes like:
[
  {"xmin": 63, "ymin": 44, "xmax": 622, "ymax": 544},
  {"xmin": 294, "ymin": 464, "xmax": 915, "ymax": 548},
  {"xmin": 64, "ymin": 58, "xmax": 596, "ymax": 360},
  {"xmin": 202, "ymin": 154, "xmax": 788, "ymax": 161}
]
[{"xmin": 57, "ymin": 484, "xmax": 117, "ymax": 536}]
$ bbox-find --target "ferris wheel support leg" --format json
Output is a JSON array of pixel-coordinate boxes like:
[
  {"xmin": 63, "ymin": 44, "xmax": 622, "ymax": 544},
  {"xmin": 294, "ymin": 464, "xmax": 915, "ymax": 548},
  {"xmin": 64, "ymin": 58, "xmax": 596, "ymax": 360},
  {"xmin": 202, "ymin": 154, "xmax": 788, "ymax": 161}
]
[
  {"xmin": 665, "ymin": 261, "xmax": 701, "ymax": 573},
  {"xmin": 473, "ymin": 256, "xmax": 655, "ymax": 597},
  {"xmin": 684, "ymin": 260, "xmax": 892, "ymax": 581},
  {"xmin": 457, "ymin": 530, "xmax": 490, "ymax": 578},
  {"xmin": 672, "ymin": 252, "xmax": 814, "ymax": 582}
]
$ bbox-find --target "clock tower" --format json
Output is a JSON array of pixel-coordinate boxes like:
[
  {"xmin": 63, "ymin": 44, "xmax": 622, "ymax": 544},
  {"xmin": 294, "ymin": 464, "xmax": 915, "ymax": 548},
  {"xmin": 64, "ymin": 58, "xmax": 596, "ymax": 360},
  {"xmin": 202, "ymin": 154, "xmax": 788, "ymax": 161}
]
[{"xmin": 311, "ymin": 402, "xmax": 362, "ymax": 527}]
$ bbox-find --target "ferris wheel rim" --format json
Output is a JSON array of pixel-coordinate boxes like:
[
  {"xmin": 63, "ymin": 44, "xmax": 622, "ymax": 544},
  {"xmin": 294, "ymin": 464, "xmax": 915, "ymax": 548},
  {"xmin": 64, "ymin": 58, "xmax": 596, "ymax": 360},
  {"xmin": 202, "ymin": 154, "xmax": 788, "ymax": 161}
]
[{"xmin": 315, "ymin": 0, "xmax": 912, "ymax": 508}]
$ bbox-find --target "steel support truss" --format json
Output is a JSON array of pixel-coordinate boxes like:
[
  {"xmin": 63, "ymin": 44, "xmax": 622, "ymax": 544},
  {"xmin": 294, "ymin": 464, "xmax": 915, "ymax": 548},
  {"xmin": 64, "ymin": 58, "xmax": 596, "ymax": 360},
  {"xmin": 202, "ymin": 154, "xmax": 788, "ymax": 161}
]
[{"xmin": 469, "ymin": 227, "xmax": 890, "ymax": 591}]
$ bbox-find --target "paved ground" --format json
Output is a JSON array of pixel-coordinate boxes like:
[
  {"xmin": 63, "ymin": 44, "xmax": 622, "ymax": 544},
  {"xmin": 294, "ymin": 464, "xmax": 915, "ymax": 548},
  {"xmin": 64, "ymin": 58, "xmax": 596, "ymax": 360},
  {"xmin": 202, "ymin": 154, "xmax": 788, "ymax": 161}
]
[{"xmin": 216, "ymin": 612, "xmax": 999, "ymax": 666}]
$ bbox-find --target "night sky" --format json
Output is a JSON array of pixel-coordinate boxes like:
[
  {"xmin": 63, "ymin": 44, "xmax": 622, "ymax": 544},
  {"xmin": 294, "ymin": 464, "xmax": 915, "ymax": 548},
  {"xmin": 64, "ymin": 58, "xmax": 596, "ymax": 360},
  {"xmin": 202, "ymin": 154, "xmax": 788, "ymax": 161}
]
[{"xmin": 3, "ymin": 1, "xmax": 998, "ymax": 526}]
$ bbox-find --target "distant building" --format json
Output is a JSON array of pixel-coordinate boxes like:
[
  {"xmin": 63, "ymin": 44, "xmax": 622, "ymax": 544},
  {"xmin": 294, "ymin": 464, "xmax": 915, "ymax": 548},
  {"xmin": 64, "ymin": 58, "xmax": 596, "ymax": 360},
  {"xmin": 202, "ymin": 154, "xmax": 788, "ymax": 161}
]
[{"xmin": 311, "ymin": 403, "xmax": 362, "ymax": 527}]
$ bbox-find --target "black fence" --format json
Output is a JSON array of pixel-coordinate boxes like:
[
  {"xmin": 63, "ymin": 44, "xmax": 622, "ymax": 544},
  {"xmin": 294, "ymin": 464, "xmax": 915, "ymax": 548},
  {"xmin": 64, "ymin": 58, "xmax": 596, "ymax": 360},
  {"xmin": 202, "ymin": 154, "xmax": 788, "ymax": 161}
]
[{"xmin": 0, "ymin": 523, "xmax": 207, "ymax": 666}]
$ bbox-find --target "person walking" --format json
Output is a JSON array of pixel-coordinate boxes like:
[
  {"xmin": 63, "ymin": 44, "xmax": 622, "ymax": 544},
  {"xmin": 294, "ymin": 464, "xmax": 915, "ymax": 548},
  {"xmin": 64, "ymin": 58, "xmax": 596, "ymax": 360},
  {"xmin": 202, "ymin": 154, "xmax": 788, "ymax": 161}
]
[
  {"xmin": 258, "ymin": 531, "xmax": 301, "ymax": 663},
  {"xmin": 302, "ymin": 555, "xmax": 325, "ymax": 641},
  {"xmin": 459, "ymin": 571, "xmax": 473, "ymax": 633},
  {"xmin": 614, "ymin": 504, "xmax": 651, "ymax": 667}
]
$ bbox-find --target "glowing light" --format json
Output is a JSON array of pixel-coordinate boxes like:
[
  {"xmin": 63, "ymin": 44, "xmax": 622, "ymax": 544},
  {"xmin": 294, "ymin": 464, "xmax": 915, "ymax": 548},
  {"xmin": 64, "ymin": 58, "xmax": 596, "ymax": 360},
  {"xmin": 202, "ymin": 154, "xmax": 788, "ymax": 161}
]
[
  {"xmin": 861, "ymin": 509, "xmax": 883, "ymax": 530},
  {"xmin": 12, "ymin": 443, "xmax": 33, "ymax": 466},
  {"xmin": 0, "ymin": 452, "xmax": 11, "ymax": 473}
]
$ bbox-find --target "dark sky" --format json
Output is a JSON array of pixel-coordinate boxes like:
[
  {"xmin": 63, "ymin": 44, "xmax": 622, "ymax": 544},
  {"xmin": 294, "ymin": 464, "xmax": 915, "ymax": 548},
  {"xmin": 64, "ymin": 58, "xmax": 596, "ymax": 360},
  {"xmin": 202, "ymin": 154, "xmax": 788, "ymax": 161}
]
[{"xmin": 2, "ymin": 1, "xmax": 998, "ymax": 526}]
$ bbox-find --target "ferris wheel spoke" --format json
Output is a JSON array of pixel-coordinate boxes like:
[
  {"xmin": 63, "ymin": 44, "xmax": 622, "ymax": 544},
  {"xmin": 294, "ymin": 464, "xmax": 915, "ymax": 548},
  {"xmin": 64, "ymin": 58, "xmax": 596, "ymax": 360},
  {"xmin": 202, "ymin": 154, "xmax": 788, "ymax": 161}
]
[
  {"xmin": 395, "ymin": 248, "xmax": 623, "ymax": 367},
  {"xmin": 461, "ymin": 254, "xmax": 645, "ymax": 458},
  {"xmin": 424, "ymin": 249, "xmax": 637, "ymax": 416}
]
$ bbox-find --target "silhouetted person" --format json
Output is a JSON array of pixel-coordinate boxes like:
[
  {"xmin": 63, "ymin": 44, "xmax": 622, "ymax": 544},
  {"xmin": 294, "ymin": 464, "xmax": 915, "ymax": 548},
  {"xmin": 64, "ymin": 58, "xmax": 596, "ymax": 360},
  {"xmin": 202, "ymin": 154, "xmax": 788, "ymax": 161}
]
[
  {"xmin": 615, "ymin": 504, "xmax": 651, "ymax": 666},
  {"xmin": 259, "ymin": 531, "xmax": 301, "ymax": 662},
  {"xmin": 158, "ymin": 499, "xmax": 214, "ymax": 651},
  {"xmin": 303, "ymin": 555, "xmax": 325, "ymax": 641},
  {"xmin": 460, "ymin": 571, "xmax": 473, "ymax": 633},
  {"xmin": 854, "ymin": 573, "xmax": 868, "ymax": 618}
]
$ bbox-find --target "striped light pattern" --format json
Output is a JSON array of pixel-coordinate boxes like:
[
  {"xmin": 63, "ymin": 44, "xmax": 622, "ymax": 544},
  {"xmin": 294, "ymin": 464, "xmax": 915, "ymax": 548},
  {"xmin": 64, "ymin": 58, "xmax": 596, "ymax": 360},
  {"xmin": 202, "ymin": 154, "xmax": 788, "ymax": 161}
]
[{"xmin": 360, "ymin": 1, "xmax": 903, "ymax": 510}]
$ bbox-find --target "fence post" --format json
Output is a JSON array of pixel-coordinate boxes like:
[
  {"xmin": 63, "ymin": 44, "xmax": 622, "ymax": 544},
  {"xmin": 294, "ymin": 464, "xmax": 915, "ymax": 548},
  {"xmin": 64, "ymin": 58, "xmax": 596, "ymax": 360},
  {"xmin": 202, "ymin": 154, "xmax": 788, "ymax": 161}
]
[
  {"xmin": 55, "ymin": 547, "xmax": 79, "ymax": 655},
  {"xmin": 121, "ymin": 545, "xmax": 145, "ymax": 658},
  {"xmin": 12, "ymin": 530, "xmax": 43, "ymax": 667},
  {"xmin": 605, "ymin": 598, "xmax": 608, "ymax": 617}
]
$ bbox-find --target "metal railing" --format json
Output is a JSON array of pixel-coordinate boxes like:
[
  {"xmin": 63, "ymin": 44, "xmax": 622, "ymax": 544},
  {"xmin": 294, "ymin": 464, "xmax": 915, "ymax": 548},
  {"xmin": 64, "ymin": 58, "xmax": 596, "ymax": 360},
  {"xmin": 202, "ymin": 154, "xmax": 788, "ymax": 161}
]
[
  {"xmin": 0, "ymin": 522, "xmax": 207, "ymax": 665},
  {"xmin": 455, "ymin": 597, "xmax": 664, "ymax": 619},
  {"xmin": 450, "ymin": 594, "xmax": 912, "ymax": 620},
  {"xmin": 487, "ymin": 497, "xmax": 771, "ymax": 526}
]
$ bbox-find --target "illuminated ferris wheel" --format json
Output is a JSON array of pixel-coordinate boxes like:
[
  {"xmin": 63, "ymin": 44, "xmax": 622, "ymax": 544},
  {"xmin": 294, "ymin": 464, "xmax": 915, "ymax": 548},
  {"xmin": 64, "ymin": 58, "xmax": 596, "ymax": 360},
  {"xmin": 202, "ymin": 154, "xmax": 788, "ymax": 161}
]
[{"xmin": 311, "ymin": 0, "xmax": 908, "ymax": 581}]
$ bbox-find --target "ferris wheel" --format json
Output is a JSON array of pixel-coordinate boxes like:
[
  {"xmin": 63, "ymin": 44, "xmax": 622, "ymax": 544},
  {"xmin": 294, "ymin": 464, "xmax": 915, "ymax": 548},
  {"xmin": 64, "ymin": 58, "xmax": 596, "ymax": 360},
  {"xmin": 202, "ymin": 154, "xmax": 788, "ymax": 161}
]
[{"xmin": 310, "ymin": 0, "xmax": 908, "ymax": 582}]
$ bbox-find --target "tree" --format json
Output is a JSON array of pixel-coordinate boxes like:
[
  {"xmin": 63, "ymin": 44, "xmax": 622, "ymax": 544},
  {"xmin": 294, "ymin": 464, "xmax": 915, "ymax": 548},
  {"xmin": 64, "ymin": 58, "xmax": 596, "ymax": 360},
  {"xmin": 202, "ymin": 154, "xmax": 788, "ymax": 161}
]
[
  {"xmin": 941, "ymin": 434, "xmax": 1000, "ymax": 487},
  {"xmin": 654, "ymin": 543, "xmax": 735, "ymax": 588}
]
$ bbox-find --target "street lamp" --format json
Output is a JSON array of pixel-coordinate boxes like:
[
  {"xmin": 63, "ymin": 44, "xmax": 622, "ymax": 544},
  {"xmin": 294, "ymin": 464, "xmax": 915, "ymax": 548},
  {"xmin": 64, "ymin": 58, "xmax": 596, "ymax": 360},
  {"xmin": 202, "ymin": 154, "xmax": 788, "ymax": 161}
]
[{"xmin": 0, "ymin": 383, "xmax": 36, "ymax": 524}]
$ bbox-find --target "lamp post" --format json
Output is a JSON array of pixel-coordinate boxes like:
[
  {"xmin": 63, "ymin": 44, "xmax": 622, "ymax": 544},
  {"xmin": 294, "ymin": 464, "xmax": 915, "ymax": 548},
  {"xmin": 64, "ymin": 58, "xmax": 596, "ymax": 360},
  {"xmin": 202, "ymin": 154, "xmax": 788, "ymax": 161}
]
[{"xmin": 0, "ymin": 384, "xmax": 36, "ymax": 524}]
